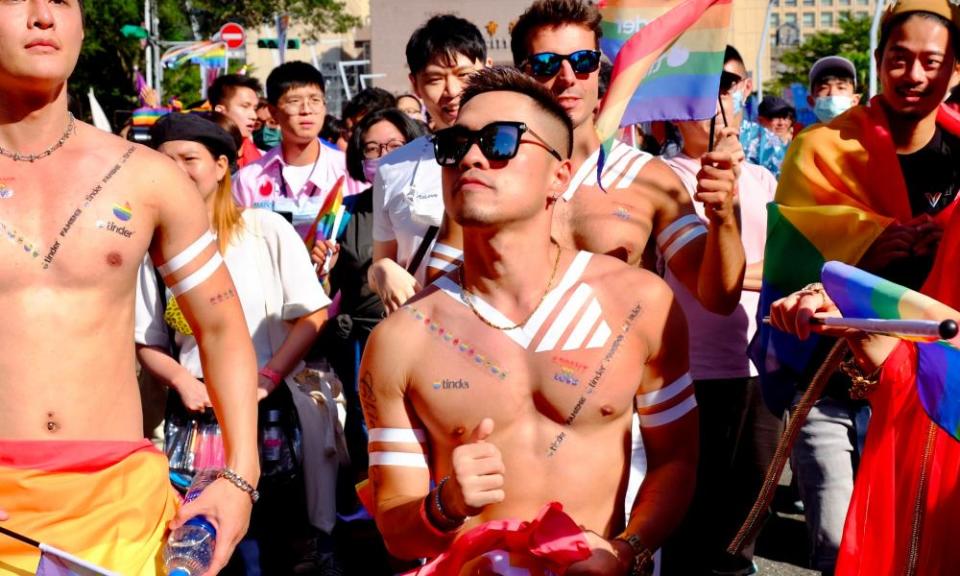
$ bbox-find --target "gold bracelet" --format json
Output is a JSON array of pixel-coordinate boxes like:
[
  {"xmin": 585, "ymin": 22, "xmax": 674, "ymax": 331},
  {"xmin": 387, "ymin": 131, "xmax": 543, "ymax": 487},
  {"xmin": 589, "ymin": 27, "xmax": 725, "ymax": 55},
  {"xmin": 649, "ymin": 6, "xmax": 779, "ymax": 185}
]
[{"xmin": 839, "ymin": 358, "xmax": 881, "ymax": 400}]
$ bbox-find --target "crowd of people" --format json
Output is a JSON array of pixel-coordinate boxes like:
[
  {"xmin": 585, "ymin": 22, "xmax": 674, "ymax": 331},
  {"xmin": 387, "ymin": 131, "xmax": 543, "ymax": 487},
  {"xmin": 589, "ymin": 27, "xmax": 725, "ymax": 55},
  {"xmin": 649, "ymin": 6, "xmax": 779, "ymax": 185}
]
[{"xmin": 1, "ymin": 0, "xmax": 959, "ymax": 575}]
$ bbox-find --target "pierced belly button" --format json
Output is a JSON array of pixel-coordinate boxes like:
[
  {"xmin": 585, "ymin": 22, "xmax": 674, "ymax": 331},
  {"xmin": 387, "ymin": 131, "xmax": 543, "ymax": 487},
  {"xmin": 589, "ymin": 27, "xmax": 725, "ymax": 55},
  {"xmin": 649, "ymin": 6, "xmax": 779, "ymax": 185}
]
[{"xmin": 46, "ymin": 413, "xmax": 59, "ymax": 432}]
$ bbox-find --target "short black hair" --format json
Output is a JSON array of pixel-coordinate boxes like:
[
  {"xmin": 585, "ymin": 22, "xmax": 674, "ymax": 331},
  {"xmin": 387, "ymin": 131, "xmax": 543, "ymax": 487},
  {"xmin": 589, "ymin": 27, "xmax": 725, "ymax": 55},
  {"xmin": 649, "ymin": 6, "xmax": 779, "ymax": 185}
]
[
  {"xmin": 511, "ymin": 0, "xmax": 603, "ymax": 67},
  {"xmin": 879, "ymin": 11, "xmax": 960, "ymax": 62},
  {"xmin": 342, "ymin": 88, "xmax": 398, "ymax": 123},
  {"xmin": 266, "ymin": 61, "xmax": 326, "ymax": 105},
  {"xmin": 208, "ymin": 74, "xmax": 262, "ymax": 107},
  {"xmin": 460, "ymin": 66, "xmax": 573, "ymax": 158},
  {"xmin": 405, "ymin": 15, "xmax": 487, "ymax": 76},
  {"xmin": 346, "ymin": 108, "xmax": 428, "ymax": 182},
  {"xmin": 321, "ymin": 114, "xmax": 344, "ymax": 144},
  {"xmin": 724, "ymin": 45, "xmax": 745, "ymax": 67}
]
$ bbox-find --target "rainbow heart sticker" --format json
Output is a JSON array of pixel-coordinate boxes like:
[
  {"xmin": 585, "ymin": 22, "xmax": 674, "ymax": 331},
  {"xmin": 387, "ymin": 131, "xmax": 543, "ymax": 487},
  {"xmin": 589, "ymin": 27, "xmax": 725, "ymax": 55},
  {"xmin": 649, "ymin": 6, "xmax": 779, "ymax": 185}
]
[{"xmin": 113, "ymin": 202, "xmax": 133, "ymax": 221}]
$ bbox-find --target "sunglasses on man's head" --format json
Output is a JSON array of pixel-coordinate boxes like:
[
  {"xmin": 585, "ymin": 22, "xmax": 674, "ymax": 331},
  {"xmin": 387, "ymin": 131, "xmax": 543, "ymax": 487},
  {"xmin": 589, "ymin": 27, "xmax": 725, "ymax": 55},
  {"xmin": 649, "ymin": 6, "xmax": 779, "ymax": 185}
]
[
  {"xmin": 524, "ymin": 50, "xmax": 602, "ymax": 79},
  {"xmin": 433, "ymin": 121, "xmax": 564, "ymax": 167}
]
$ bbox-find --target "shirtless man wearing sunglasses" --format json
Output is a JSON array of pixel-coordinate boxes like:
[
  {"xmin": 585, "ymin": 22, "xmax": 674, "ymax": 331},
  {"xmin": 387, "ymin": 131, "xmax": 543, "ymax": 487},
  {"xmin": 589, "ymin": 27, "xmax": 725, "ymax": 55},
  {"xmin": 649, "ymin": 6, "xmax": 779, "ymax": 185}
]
[
  {"xmin": 431, "ymin": 0, "xmax": 745, "ymax": 320},
  {"xmin": 360, "ymin": 66, "xmax": 696, "ymax": 575}
]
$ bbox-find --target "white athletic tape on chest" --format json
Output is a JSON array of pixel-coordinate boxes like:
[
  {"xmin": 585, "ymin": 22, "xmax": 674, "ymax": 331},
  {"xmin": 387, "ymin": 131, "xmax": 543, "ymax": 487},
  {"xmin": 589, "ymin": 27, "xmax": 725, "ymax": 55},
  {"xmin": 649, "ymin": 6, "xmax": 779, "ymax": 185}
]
[
  {"xmin": 636, "ymin": 373, "xmax": 693, "ymax": 408},
  {"xmin": 368, "ymin": 451, "xmax": 429, "ymax": 468},
  {"xmin": 431, "ymin": 243, "xmax": 463, "ymax": 261},
  {"xmin": 639, "ymin": 394, "xmax": 697, "ymax": 428},
  {"xmin": 427, "ymin": 257, "xmax": 459, "ymax": 273},
  {"xmin": 168, "ymin": 252, "xmax": 223, "ymax": 297},
  {"xmin": 368, "ymin": 428, "xmax": 427, "ymax": 444},
  {"xmin": 157, "ymin": 231, "xmax": 215, "ymax": 276}
]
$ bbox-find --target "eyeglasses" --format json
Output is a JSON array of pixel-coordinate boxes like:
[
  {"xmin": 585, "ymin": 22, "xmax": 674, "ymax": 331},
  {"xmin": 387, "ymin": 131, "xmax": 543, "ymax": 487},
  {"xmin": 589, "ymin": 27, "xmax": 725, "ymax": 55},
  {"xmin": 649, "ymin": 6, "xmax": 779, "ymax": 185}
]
[
  {"xmin": 363, "ymin": 139, "xmax": 406, "ymax": 159},
  {"xmin": 524, "ymin": 50, "xmax": 602, "ymax": 79},
  {"xmin": 278, "ymin": 96, "xmax": 325, "ymax": 113},
  {"xmin": 433, "ymin": 121, "xmax": 564, "ymax": 166}
]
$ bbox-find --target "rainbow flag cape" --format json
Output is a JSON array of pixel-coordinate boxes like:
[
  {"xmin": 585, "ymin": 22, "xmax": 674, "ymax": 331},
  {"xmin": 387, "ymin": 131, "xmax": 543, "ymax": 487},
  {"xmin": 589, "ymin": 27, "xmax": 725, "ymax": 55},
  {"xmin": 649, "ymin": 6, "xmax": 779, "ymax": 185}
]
[
  {"xmin": 0, "ymin": 440, "xmax": 178, "ymax": 574},
  {"xmin": 595, "ymin": 0, "xmax": 731, "ymax": 184},
  {"xmin": 752, "ymin": 99, "xmax": 960, "ymax": 414},
  {"xmin": 821, "ymin": 261, "xmax": 960, "ymax": 439},
  {"xmin": 303, "ymin": 176, "xmax": 351, "ymax": 250}
]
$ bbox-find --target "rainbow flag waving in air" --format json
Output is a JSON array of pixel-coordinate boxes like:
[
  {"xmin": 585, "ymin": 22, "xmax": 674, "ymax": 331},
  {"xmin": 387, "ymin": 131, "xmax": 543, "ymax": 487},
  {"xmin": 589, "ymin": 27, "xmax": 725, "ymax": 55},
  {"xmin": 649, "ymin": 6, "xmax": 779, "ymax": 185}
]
[
  {"xmin": 303, "ymin": 176, "xmax": 350, "ymax": 250},
  {"xmin": 821, "ymin": 261, "xmax": 960, "ymax": 440},
  {"xmin": 595, "ymin": 0, "xmax": 732, "ymax": 182}
]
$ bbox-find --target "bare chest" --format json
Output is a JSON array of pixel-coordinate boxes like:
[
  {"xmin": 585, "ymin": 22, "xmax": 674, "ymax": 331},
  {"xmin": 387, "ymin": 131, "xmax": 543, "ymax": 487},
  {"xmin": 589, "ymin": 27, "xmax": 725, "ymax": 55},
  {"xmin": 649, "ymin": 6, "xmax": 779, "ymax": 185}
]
[
  {"xmin": 0, "ymin": 151, "xmax": 151, "ymax": 291},
  {"xmin": 551, "ymin": 187, "xmax": 654, "ymax": 266},
  {"xmin": 403, "ymin": 293, "xmax": 647, "ymax": 441}
]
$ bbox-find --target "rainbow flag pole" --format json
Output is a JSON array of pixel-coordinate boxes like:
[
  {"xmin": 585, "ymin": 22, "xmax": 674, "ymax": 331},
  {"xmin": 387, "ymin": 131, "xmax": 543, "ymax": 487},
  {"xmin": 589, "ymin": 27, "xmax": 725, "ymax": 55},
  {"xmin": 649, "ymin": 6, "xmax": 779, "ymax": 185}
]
[
  {"xmin": 596, "ymin": 0, "xmax": 732, "ymax": 186},
  {"xmin": 0, "ymin": 525, "xmax": 117, "ymax": 576}
]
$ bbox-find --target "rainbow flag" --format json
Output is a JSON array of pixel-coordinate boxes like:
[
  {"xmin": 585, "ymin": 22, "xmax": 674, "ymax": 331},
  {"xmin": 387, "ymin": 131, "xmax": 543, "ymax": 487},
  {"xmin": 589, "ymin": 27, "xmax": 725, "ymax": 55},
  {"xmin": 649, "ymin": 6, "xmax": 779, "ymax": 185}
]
[
  {"xmin": 303, "ymin": 176, "xmax": 351, "ymax": 250},
  {"xmin": 595, "ymin": 0, "xmax": 731, "ymax": 183},
  {"xmin": 751, "ymin": 100, "xmax": 960, "ymax": 415},
  {"xmin": 131, "ymin": 107, "xmax": 170, "ymax": 127},
  {"xmin": 0, "ymin": 440, "xmax": 178, "ymax": 574},
  {"xmin": 821, "ymin": 261, "xmax": 960, "ymax": 439}
]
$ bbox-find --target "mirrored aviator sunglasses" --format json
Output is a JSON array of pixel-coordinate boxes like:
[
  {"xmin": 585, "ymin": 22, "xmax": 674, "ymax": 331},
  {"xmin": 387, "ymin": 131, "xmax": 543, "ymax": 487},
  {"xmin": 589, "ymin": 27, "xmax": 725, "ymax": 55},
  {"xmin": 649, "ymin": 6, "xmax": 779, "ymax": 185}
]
[
  {"xmin": 526, "ymin": 49, "xmax": 602, "ymax": 78},
  {"xmin": 433, "ymin": 121, "xmax": 562, "ymax": 166}
]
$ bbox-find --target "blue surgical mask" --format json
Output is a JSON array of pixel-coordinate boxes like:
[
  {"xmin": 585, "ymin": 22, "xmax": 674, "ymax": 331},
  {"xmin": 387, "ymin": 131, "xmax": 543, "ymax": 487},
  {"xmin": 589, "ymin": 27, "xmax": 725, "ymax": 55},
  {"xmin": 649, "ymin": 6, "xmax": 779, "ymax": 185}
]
[
  {"xmin": 362, "ymin": 158, "xmax": 380, "ymax": 184},
  {"xmin": 814, "ymin": 95, "xmax": 854, "ymax": 123},
  {"xmin": 730, "ymin": 90, "xmax": 744, "ymax": 116}
]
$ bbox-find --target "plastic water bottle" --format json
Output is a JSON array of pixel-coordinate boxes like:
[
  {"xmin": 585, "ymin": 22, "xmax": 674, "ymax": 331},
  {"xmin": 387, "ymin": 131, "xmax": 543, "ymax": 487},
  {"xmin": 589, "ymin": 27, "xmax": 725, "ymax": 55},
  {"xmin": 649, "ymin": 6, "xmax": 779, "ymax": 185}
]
[{"xmin": 163, "ymin": 469, "xmax": 219, "ymax": 576}]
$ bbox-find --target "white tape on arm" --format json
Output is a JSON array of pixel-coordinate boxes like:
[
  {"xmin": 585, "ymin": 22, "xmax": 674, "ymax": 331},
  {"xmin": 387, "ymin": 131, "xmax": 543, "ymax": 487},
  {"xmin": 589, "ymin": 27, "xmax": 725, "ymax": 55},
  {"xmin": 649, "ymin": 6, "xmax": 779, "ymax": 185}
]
[
  {"xmin": 431, "ymin": 243, "xmax": 463, "ymax": 261},
  {"xmin": 368, "ymin": 428, "xmax": 427, "ymax": 444},
  {"xmin": 157, "ymin": 231, "xmax": 215, "ymax": 276},
  {"xmin": 427, "ymin": 258, "xmax": 459, "ymax": 273},
  {"xmin": 368, "ymin": 451, "xmax": 429, "ymax": 468},
  {"xmin": 636, "ymin": 373, "xmax": 693, "ymax": 408},
  {"xmin": 639, "ymin": 394, "xmax": 698, "ymax": 427},
  {"xmin": 169, "ymin": 252, "xmax": 224, "ymax": 297}
]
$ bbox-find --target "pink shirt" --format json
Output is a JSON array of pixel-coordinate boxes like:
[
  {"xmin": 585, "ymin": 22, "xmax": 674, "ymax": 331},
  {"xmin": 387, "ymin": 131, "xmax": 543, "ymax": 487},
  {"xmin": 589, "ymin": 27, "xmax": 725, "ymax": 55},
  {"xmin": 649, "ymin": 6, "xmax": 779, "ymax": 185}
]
[
  {"xmin": 233, "ymin": 143, "xmax": 364, "ymax": 239},
  {"xmin": 663, "ymin": 153, "xmax": 777, "ymax": 380}
]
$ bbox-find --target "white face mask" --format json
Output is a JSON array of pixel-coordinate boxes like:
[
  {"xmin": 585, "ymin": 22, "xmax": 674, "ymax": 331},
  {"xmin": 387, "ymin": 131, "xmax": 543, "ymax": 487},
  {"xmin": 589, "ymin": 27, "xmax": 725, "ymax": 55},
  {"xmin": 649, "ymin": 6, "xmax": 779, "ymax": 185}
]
[{"xmin": 814, "ymin": 95, "xmax": 855, "ymax": 123}]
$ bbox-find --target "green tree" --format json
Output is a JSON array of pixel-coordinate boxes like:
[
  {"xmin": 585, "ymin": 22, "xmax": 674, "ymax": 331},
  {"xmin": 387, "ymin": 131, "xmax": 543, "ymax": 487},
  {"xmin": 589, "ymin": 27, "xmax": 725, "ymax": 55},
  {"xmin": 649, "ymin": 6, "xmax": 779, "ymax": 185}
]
[
  {"xmin": 70, "ymin": 0, "xmax": 359, "ymax": 128},
  {"xmin": 767, "ymin": 14, "xmax": 872, "ymax": 96}
]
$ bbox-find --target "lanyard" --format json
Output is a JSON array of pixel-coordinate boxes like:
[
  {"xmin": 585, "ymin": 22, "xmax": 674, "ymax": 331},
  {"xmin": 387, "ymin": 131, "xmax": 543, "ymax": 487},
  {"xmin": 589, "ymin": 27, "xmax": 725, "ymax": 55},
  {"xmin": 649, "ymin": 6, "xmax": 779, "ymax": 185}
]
[{"xmin": 277, "ymin": 146, "xmax": 322, "ymax": 199}]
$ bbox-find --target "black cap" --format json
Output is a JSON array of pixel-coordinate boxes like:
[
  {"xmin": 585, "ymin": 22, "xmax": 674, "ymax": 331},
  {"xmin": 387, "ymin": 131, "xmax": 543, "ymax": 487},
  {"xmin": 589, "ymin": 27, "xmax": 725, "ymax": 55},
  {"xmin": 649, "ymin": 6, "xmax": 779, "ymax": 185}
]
[
  {"xmin": 150, "ymin": 112, "xmax": 238, "ymax": 164},
  {"xmin": 758, "ymin": 96, "xmax": 795, "ymax": 119}
]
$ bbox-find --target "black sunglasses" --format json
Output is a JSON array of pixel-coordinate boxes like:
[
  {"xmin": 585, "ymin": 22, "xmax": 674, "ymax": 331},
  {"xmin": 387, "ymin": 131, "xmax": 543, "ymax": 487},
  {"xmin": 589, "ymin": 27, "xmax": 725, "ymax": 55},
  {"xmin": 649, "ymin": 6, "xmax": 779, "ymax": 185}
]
[
  {"xmin": 433, "ymin": 121, "xmax": 564, "ymax": 167},
  {"xmin": 524, "ymin": 50, "xmax": 602, "ymax": 78},
  {"xmin": 719, "ymin": 71, "xmax": 744, "ymax": 94}
]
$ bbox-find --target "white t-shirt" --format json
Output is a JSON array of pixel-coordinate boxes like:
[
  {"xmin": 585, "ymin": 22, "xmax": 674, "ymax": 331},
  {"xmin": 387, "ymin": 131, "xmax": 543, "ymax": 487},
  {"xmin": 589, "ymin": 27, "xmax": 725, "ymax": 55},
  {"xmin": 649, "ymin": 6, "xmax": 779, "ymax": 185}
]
[
  {"xmin": 663, "ymin": 154, "xmax": 777, "ymax": 380},
  {"xmin": 372, "ymin": 135, "xmax": 444, "ymax": 284},
  {"xmin": 135, "ymin": 209, "xmax": 331, "ymax": 377}
]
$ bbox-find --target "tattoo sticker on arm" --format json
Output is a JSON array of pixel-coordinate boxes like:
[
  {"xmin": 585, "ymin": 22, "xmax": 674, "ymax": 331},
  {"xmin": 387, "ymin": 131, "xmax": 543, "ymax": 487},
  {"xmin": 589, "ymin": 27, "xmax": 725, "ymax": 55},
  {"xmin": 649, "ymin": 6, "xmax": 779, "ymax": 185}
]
[{"xmin": 209, "ymin": 288, "xmax": 236, "ymax": 306}]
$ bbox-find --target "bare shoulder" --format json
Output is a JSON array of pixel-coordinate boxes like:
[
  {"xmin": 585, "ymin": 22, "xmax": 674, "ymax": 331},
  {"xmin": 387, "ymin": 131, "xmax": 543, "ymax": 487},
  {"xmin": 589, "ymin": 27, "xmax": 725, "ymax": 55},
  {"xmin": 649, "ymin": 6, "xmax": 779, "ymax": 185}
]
[
  {"xmin": 585, "ymin": 251, "xmax": 673, "ymax": 311},
  {"xmin": 629, "ymin": 156, "xmax": 690, "ymax": 213},
  {"xmin": 364, "ymin": 286, "xmax": 448, "ymax": 370}
]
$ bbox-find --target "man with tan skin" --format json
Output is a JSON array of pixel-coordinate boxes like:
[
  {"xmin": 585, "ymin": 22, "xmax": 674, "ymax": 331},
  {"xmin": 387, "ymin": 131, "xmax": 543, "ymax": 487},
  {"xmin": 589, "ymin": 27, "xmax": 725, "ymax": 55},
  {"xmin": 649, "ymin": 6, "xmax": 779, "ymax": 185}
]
[
  {"xmin": 360, "ymin": 66, "xmax": 698, "ymax": 575},
  {"xmin": 0, "ymin": 1, "xmax": 259, "ymax": 574},
  {"xmin": 433, "ymin": 0, "xmax": 744, "ymax": 317}
]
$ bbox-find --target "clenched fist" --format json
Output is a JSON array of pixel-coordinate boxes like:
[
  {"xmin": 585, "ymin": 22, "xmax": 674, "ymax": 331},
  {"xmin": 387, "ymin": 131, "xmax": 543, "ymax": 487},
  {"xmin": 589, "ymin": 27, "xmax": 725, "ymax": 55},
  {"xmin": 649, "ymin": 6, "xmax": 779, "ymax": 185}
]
[{"xmin": 443, "ymin": 418, "xmax": 505, "ymax": 518}]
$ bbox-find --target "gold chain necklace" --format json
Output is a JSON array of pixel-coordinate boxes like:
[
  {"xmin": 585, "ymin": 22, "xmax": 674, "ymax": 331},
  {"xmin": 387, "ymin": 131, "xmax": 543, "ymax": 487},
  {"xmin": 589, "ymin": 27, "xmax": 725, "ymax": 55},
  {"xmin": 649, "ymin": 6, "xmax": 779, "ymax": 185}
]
[
  {"xmin": 0, "ymin": 113, "xmax": 76, "ymax": 163},
  {"xmin": 458, "ymin": 244, "xmax": 562, "ymax": 331}
]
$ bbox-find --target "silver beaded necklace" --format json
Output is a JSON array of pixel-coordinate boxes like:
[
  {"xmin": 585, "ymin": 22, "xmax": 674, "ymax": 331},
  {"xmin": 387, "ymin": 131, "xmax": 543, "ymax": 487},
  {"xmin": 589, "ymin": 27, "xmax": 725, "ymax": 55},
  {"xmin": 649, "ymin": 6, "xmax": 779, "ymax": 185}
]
[{"xmin": 0, "ymin": 113, "xmax": 76, "ymax": 163}]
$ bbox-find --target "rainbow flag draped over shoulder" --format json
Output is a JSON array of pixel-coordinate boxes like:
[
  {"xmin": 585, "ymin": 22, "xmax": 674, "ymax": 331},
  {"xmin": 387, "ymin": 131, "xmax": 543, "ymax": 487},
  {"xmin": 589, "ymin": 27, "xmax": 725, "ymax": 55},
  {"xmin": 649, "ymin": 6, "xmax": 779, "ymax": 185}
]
[
  {"xmin": 822, "ymin": 261, "xmax": 960, "ymax": 440},
  {"xmin": 752, "ymin": 99, "xmax": 960, "ymax": 414},
  {"xmin": 595, "ymin": 0, "xmax": 731, "ymax": 182},
  {"xmin": 0, "ymin": 440, "xmax": 178, "ymax": 575}
]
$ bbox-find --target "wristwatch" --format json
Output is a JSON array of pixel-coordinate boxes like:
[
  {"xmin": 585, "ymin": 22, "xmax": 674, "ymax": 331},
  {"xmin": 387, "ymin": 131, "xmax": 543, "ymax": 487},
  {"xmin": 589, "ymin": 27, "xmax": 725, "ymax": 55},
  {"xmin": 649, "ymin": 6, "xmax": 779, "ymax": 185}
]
[{"xmin": 614, "ymin": 533, "xmax": 654, "ymax": 576}]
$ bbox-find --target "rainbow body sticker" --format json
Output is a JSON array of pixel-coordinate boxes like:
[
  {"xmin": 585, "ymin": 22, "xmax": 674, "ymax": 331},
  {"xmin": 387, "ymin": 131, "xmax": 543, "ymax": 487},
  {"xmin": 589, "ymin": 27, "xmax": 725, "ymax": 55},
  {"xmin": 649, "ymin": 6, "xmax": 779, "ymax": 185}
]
[{"xmin": 112, "ymin": 202, "xmax": 133, "ymax": 221}]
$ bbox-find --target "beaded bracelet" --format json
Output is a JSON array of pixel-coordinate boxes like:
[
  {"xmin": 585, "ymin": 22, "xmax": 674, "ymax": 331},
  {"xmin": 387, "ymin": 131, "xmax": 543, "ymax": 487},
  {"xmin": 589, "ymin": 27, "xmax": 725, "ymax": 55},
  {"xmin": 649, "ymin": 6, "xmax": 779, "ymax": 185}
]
[
  {"xmin": 218, "ymin": 468, "xmax": 260, "ymax": 503},
  {"xmin": 421, "ymin": 476, "xmax": 464, "ymax": 533}
]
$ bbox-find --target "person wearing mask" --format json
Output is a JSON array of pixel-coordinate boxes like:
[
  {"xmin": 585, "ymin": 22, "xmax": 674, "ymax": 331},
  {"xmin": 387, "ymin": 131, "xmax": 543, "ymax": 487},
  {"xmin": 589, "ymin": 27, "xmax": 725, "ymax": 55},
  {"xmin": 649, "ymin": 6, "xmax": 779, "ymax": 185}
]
[
  {"xmin": 138, "ymin": 113, "xmax": 343, "ymax": 574},
  {"xmin": 806, "ymin": 56, "xmax": 862, "ymax": 125},
  {"xmin": 253, "ymin": 97, "xmax": 282, "ymax": 150},
  {"xmin": 727, "ymin": 46, "xmax": 789, "ymax": 179}
]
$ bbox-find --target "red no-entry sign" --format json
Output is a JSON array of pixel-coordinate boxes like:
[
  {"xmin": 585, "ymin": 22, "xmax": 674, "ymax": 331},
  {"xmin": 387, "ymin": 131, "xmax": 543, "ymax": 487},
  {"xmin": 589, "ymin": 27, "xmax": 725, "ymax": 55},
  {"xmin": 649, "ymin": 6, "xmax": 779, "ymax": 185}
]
[{"xmin": 219, "ymin": 23, "xmax": 245, "ymax": 49}]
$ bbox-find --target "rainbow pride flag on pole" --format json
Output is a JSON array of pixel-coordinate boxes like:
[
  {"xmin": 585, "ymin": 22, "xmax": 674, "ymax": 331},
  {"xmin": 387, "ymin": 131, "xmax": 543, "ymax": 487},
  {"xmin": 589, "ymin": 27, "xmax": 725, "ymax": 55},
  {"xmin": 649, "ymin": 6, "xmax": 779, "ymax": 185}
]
[
  {"xmin": 821, "ymin": 261, "xmax": 960, "ymax": 440},
  {"xmin": 595, "ymin": 0, "xmax": 731, "ymax": 182},
  {"xmin": 304, "ymin": 176, "xmax": 350, "ymax": 250}
]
